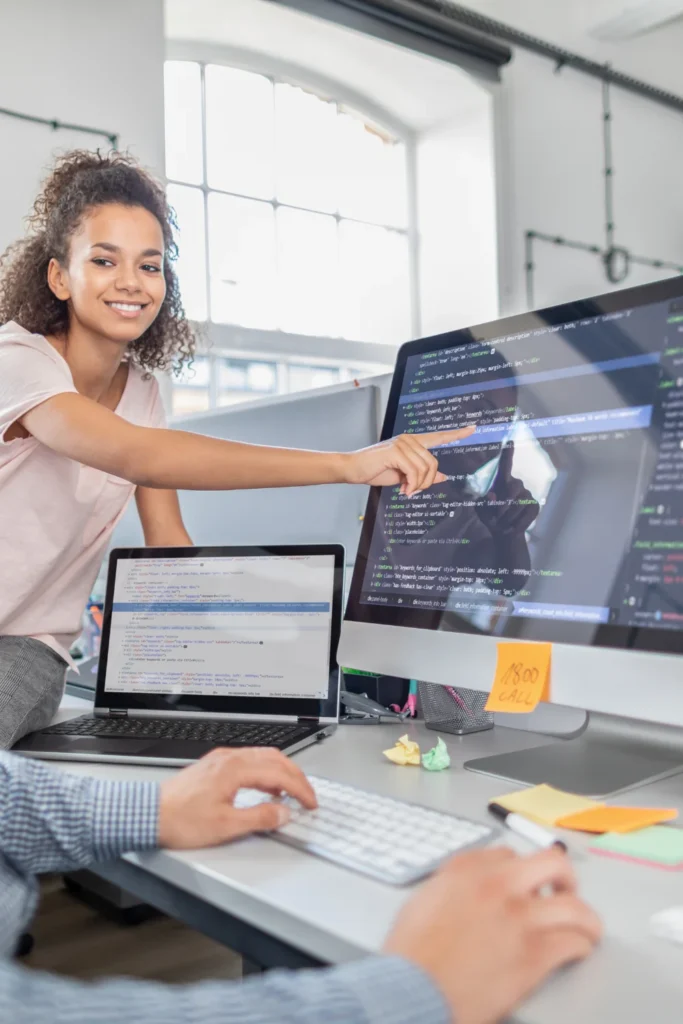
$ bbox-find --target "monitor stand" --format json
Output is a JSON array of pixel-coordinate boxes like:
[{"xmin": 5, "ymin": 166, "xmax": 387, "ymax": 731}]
[{"xmin": 464, "ymin": 710, "xmax": 683, "ymax": 798}]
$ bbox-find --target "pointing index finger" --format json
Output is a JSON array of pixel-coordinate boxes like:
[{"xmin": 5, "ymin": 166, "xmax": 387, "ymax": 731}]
[{"xmin": 413, "ymin": 426, "xmax": 475, "ymax": 450}]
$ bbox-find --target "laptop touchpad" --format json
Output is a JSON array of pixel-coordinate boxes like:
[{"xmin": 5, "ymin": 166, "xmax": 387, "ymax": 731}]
[{"xmin": 145, "ymin": 740, "xmax": 216, "ymax": 761}]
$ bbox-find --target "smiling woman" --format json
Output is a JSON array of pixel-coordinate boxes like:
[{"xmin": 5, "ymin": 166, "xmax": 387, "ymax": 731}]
[
  {"xmin": 0, "ymin": 149, "xmax": 471, "ymax": 748},
  {"xmin": 0, "ymin": 151, "xmax": 194, "ymax": 375}
]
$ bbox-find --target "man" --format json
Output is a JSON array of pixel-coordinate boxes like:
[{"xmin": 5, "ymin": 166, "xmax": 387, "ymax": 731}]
[{"xmin": 0, "ymin": 747, "xmax": 601, "ymax": 1023}]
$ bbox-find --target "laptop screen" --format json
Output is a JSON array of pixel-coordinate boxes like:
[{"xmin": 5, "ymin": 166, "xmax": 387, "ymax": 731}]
[{"xmin": 97, "ymin": 546, "xmax": 343, "ymax": 720}]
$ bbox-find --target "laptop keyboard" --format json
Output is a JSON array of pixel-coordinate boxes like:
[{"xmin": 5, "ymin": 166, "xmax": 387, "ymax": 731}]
[{"xmin": 42, "ymin": 715, "xmax": 318, "ymax": 749}]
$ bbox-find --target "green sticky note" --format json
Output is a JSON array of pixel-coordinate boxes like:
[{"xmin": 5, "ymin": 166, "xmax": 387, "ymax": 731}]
[
  {"xmin": 590, "ymin": 826, "xmax": 683, "ymax": 867},
  {"xmin": 421, "ymin": 737, "xmax": 451, "ymax": 772}
]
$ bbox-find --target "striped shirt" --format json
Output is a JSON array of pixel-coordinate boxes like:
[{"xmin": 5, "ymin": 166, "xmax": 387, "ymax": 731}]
[{"xmin": 0, "ymin": 752, "xmax": 449, "ymax": 1024}]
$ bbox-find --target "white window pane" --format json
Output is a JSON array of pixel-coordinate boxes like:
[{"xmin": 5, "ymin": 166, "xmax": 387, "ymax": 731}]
[
  {"xmin": 208, "ymin": 193, "xmax": 276, "ymax": 329},
  {"xmin": 173, "ymin": 388, "xmax": 211, "ymax": 415},
  {"xmin": 337, "ymin": 113, "xmax": 407, "ymax": 228},
  {"xmin": 346, "ymin": 364, "xmax": 393, "ymax": 379},
  {"xmin": 275, "ymin": 84, "xmax": 337, "ymax": 213},
  {"xmin": 173, "ymin": 355, "xmax": 210, "ymax": 415},
  {"xmin": 277, "ymin": 208, "xmax": 338, "ymax": 337},
  {"xmin": 288, "ymin": 364, "xmax": 340, "ymax": 393},
  {"xmin": 177, "ymin": 355, "xmax": 210, "ymax": 387},
  {"xmin": 247, "ymin": 361, "xmax": 277, "ymax": 391},
  {"xmin": 164, "ymin": 62, "xmax": 203, "ymax": 186},
  {"xmin": 167, "ymin": 184, "xmax": 207, "ymax": 322},
  {"xmin": 339, "ymin": 221, "xmax": 411, "ymax": 343},
  {"xmin": 206, "ymin": 65, "xmax": 274, "ymax": 199},
  {"xmin": 218, "ymin": 360, "xmax": 248, "ymax": 391},
  {"xmin": 217, "ymin": 358, "xmax": 277, "ymax": 406}
]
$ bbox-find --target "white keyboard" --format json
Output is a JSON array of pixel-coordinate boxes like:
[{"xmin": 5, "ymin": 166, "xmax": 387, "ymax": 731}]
[{"xmin": 234, "ymin": 774, "xmax": 495, "ymax": 886}]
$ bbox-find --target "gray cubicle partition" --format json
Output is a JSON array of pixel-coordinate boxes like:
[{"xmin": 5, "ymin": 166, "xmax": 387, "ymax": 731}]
[{"xmin": 109, "ymin": 377, "xmax": 389, "ymax": 566}]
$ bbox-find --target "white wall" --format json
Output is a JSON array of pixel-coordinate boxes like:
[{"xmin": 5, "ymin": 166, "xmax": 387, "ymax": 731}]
[
  {"xmin": 492, "ymin": 18, "xmax": 683, "ymax": 314},
  {"xmin": 0, "ymin": 0, "xmax": 166, "ymax": 257},
  {"xmin": 417, "ymin": 94, "xmax": 499, "ymax": 336}
]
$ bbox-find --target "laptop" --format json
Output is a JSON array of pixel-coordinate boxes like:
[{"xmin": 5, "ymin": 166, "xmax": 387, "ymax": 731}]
[{"xmin": 14, "ymin": 544, "xmax": 343, "ymax": 766}]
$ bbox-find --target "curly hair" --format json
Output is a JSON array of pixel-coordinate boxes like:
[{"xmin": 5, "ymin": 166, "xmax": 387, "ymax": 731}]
[{"xmin": 0, "ymin": 149, "xmax": 196, "ymax": 375}]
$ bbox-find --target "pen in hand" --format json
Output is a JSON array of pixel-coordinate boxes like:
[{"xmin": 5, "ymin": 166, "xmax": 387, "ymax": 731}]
[{"xmin": 488, "ymin": 802, "xmax": 567, "ymax": 852}]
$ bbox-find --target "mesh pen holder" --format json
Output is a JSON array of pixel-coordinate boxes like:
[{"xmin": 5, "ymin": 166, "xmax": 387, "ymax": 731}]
[{"xmin": 418, "ymin": 682, "xmax": 494, "ymax": 736}]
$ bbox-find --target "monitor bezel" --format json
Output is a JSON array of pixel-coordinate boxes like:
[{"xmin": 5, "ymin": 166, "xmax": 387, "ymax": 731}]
[
  {"xmin": 96, "ymin": 544, "xmax": 344, "ymax": 719},
  {"xmin": 345, "ymin": 275, "xmax": 683, "ymax": 657}
]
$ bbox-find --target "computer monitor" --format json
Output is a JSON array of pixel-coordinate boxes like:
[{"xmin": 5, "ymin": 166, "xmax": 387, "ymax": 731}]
[{"xmin": 339, "ymin": 276, "xmax": 683, "ymax": 795}]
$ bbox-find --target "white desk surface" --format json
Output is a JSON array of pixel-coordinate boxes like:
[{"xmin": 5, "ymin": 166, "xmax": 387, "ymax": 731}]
[{"xmin": 49, "ymin": 708, "xmax": 683, "ymax": 1024}]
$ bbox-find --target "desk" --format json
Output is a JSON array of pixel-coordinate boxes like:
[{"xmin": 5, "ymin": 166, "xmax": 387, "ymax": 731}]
[{"xmin": 49, "ymin": 712, "xmax": 683, "ymax": 1023}]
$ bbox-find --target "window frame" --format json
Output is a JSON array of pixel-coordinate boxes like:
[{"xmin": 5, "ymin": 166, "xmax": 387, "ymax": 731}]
[
  {"xmin": 167, "ymin": 347, "xmax": 393, "ymax": 419},
  {"xmin": 165, "ymin": 41, "xmax": 420, "ymax": 369}
]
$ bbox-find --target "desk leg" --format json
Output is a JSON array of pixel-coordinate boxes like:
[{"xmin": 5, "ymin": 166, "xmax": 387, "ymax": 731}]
[{"xmin": 91, "ymin": 861, "xmax": 324, "ymax": 971}]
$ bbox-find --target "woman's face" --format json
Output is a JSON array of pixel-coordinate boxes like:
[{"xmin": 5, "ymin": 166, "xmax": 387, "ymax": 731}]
[{"xmin": 48, "ymin": 202, "xmax": 167, "ymax": 345}]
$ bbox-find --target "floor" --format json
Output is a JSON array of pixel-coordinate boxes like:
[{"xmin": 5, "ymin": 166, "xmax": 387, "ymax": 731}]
[{"xmin": 24, "ymin": 877, "xmax": 242, "ymax": 985}]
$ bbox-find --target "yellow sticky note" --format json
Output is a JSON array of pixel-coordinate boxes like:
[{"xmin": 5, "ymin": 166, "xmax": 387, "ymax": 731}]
[
  {"xmin": 556, "ymin": 806, "xmax": 678, "ymax": 834},
  {"xmin": 383, "ymin": 733, "xmax": 421, "ymax": 766},
  {"xmin": 484, "ymin": 642, "xmax": 552, "ymax": 713},
  {"xmin": 494, "ymin": 784, "xmax": 601, "ymax": 826}
]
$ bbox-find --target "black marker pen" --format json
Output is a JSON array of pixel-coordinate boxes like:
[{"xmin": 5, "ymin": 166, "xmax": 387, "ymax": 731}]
[{"xmin": 489, "ymin": 802, "xmax": 567, "ymax": 852}]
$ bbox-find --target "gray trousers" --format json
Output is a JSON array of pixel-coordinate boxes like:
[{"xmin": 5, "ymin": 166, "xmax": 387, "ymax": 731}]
[{"xmin": 0, "ymin": 636, "xmax": 67, "ymax": 749}]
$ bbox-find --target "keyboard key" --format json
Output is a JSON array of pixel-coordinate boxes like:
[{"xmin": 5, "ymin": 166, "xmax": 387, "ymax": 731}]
[{"xmin": 236, "ymin": 774, "xmax": 494, "ymax": 886}]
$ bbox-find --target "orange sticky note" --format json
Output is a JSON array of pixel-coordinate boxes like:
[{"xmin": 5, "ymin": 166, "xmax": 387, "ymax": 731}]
[
  {"xmin": 484, "ymin": 642, "xmax": 552, "ymax": 713},
  {"xmin": 556, "ymin": 806, "xmax": 678, "ymax": 834}
]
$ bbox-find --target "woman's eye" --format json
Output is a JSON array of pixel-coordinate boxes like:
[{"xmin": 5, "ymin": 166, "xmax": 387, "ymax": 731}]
[
  {"xmin": 142, "ymin": 264, "xmax": 162, "ymax": 273},
  {"xmin": 92, "ymin": 257, "xmax": 114, "ymax": 267}
]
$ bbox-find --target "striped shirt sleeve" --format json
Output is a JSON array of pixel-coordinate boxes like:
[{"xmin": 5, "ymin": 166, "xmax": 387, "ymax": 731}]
[
  {"xmin": 0, "ymin": 753, "xmax": 158, "ymax": 875},
  {"xmin": 0, "ymin": 955, "xmax": 450, "ymax": 1024}
]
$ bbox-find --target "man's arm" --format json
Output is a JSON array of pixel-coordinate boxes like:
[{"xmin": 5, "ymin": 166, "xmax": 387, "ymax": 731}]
[
  {"xmin": 0, "ymin": 754, "xmax": 158, "ymax": 876},
  {"xmin": 0, "ymin": 751, "xmax": 601, "ymax": 1024},
  {"xmin": 0, "ymin": 956, "xmax": 447, "ymax": 1024}
]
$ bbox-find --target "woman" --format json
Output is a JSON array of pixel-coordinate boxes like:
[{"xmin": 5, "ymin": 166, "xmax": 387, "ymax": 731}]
[{"xmin": 0, "ymin": 150, "xmax": 471, "ymax": 748}]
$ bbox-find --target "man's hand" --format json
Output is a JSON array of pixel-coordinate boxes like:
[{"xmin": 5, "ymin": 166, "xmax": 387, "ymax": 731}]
[
  {"xmin": 158, "ymin": 748, "xmax": 317, "ymax": 849},
  {"xmin": 384, "ymin": 846, "xmax": 601, "ymax": 1024},
  {"xmin": 344, "ymin": 427, "xmax": 474, "ymax": 497}
]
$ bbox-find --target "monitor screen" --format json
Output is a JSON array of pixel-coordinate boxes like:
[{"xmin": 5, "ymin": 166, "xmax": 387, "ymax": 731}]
[
  {"xmin": 345, "ymin": 277, "xmax": 683, "ymax": 655},
  {"xmin": 98, "ymin": 546, "xmax": 342, "ymax": 718}
]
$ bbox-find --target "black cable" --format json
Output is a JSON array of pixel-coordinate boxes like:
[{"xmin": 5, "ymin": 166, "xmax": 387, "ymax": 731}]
[
  {"xmin": 418, "ymin": 0, "xmax": 683, "ymax": 115},
  {"xmin": 526, "ymin": 72, "xmax": 681, "ymax": 300},
  {"xmin": 0, "ymin": 105, "xmax": 118, "ymax": 149},
  {"xmin": 524, "ymin": 231, "xmax": 535, "ymax": 311},
  {"xmin": 529, "ymin": 231, "xmax": 602, "ymax": 256},
  {"xmin": 630, "ymin": 253, "xmax": 683, "ymax": 274},
  {"xmin": 602, "ymin": 78, "xmax": 615, "ymax": 255}
]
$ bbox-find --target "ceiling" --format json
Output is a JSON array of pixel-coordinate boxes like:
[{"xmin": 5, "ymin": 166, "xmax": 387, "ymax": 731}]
[
  {"xmin": 451, "ymin": 0, "xmax": 683, "ymax": 44},
  {"xmin": 446, "ymin": 0, "xmax": 683, "ymax": 94},
  {"xmin": 165, "ymin": 0, "xmax": 683, "ymax": 104}
]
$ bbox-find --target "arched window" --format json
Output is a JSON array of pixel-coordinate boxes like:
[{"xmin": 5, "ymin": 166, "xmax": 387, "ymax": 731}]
[{"xmin": 164, "ymin": 57, "xmax": 414, "ymax": 413}]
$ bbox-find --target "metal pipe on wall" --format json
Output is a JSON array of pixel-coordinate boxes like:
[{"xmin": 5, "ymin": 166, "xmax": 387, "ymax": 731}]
[{"xmin": 0, "ymin": 105, "xmax": 118, "ymax": 149}]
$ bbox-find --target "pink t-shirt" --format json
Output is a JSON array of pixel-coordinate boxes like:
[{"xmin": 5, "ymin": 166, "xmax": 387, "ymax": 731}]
[{"xmin": 0, "ymin": 321, "xmax": 166, "ymax": 664}]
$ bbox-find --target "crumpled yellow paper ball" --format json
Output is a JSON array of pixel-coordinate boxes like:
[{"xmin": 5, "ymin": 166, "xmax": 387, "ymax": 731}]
[{"xmin": 383, "ymin": 733, "xmax": 421, "ymax": 766}]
